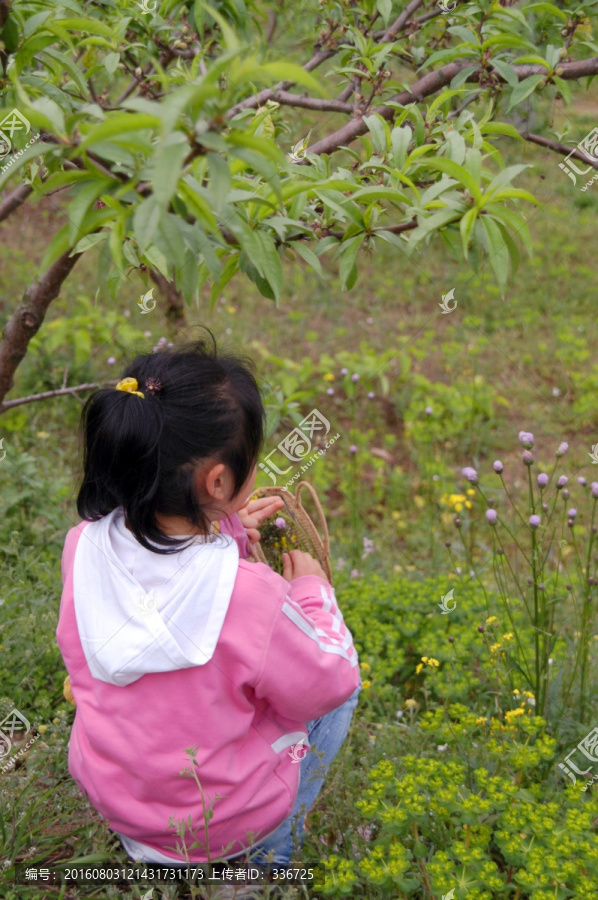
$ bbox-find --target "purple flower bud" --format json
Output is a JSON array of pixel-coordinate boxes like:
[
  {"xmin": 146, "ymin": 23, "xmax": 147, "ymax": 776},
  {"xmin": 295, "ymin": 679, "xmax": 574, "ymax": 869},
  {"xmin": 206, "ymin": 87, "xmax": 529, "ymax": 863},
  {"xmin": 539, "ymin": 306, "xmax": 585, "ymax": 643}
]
[
  {"xmin": 486, "ymin": 509, "xmax": 498, "ymax": 525},
  {"xmin": 497, "ymin": 546, "xmax": 504, "ymax": 555},
  {"xmin": 529, "ymin": 514, "xmax": 541, "ymax": 529},
  {"xmin": 454, "ymin": 517, "xmax": 462, "ymax": 528},
  {"xmin": 478, "ymin": 625, "xmax": 484, "ymax": 633},
  {"xmin": 275, "ymin": 517, "xmax": 286, "ymax": 530},
  {"xmin": 462, "ymin": 467, "xmax": 478, "ymax": 484},
  {"xmin": 349, "ymin": 445, "xmax": 358, "ymax": 454},
  {"xmin": 425, "ymin": 406, "xmax": 433, "ymax": 415},
  {"xmin": 566, "ymin": 584, "xmax": 572, "ymax": 591},
  {"xmin": 144, "ymin": 331, "xmax": 151, "ymax": 338},
  {"xmin": 448, "ymin": 636, "xmax": 455, "ymax": 643},
  {"xmin": 327, "ymin": 388, "xmax": 335, "ymax": 396},
  {"xmin": 522, "ymin": 450, "xmax": 534, "ymax": 466},
  {"xmin": 367, "ymin": 392, "xmax": 375, "ymax": 399},
  {"xmin": 556, "ymin": 441, "xmax": 569, "ymax": 457},
  {"xmin": 562, "ymin": 489, "xmax": 570, "ymax": 500},
  {"xmin": 107, "ymin": 356, "xmax": 116, "ymax": 365},
  {"xmin": 445, "ymin": 541, "xmax": 451, "ymax": 547},
  {"xmin": 542, "ymin": 503, "xmax": 548, "ymax": 511},
  {"xmin": 519, "ymin": 431, "xmax": 534, "ymax": 449},
  {"xmin": 340, "ymin": 368, "xmax": 348, "ymax": 376},
  {"xmin": 578, "ymin": 476, "xmax": 587, "ymax": 486},
  {"xmin": 488, "ymin": 498, "xmax": 495, "ymax": 506},
  {"xmin": 557, "ymin": 475, "xmax": 568, "ymax": 488},
  {"xmin": 568, "ymin": 519, "xmax": 574, "ymax": 527},
  {"xmin": 493, "ymin": 460, "xmax": 503, "ymax": 474},
  {"xmin": 537, "ymin": 473, "xmax": 549, "ymax": 487},
  {"xmin": 568, "ymin": 508, "xmax": 577, "ymax": 519},
  {"xmin": 592, "ymin": 482, "xmax": 598, "ymax": 499},
  {"xmin": 351, "ymin": 373, "xmax": 359, "ymax": 382}
]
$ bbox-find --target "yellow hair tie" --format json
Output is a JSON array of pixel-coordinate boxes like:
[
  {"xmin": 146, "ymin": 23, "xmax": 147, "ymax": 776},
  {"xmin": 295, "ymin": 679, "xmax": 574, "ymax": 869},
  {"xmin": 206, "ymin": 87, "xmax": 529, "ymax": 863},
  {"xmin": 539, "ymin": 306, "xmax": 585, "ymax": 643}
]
[{"xmin": 115, "ymin": 377, "xmax": 144, "ymax": 398}]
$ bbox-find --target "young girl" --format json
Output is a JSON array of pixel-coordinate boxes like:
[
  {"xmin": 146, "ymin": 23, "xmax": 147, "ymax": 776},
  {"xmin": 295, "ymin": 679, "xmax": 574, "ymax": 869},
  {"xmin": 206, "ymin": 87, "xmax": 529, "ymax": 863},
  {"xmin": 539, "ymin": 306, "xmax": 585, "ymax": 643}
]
[{"xmin": 56, "ymin": 339, "xmax": 361, "ymax": 871}]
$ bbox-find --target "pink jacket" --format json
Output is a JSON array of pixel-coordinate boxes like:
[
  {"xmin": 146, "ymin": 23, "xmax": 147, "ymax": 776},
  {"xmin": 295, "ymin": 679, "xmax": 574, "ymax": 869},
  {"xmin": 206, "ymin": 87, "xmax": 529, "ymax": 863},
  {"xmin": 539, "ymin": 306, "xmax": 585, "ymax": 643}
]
[{"xmin": 56, "ymin": 511, "xmax": 359, "ymax": 863}]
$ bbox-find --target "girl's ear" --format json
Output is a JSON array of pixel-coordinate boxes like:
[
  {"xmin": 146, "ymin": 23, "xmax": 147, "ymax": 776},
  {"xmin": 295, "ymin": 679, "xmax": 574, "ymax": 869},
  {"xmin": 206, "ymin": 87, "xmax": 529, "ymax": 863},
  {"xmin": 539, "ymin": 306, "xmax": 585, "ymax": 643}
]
[{"xmin": 203, "ymin": 462, "xmax": 227, "ymax": 500}]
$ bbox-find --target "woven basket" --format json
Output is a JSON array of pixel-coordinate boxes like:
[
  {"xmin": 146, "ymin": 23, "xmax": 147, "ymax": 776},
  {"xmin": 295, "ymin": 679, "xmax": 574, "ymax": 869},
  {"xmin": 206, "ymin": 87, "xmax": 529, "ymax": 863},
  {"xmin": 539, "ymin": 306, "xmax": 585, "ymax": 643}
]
[{"xmin": 250, "ymin": 481, "xmax": 332, "ymax": 583}]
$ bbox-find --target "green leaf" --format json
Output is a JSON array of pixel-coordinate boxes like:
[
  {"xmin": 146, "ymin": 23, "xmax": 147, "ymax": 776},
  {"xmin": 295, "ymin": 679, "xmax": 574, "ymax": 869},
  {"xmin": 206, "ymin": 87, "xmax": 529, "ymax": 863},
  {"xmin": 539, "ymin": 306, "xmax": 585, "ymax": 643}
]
[
  {"xmin": 103, "ymin": 52, "xmax": 120, "ymax": 77},
  {"xmin": 67, "ymin": 178, "xmax": 114, "ymax": 244},
  {"xmin": 77, "ymin": 113, "xmax": 162, "ymax": 152},
  {"xmin": 363, "ymin": 114, "xmax": 390, "ymax": 155},
  {"xmin": 553, "ymin": 76, "xmax": 572, "ymax": 105},
  {"xmin": 421, "ymin": 157, "xmax": 482, "ymax": 204},
  {"xmin": 70, "ymin": 232, "xmax": 107, "ymax": 256},
  {"xmin": 481, "ymin": 215, "xmax": 510, "ymax": 295},
  {"xmin": 376, "ymin": 0, "xmax": 392, "ymax": 26},
  {"xmin": 143, "ymin": 244, "xmax": 171, "ymax": 280},
  {"xmin": 256, "ymin": 231, "xmax": 283, "ymax": 303},
  {"xmin": 391, "ymin": 125, "xmax": 411, "ymax": 170},
  {"xmin": 293, "ymin": 242, "xmax": 323, "ymax": 277},
  {"xmin": 338, "ymin": 235, "xmax": 363, "ymax": 290},
  {"xmin": 151, "ymin": 136, "xmax": 188, "ymax": 209},
  {"xmin": 133, "ymin": 195, "xmax": 162, "ymax": 253},
  {"xmin": 460, "ymin": 206, "xmax": 477, "ymax": 257},
  {"xmin": 506, "ymin": 75, "xmax": 544, "ymax": 112},
  {"xmin": 491, "ymin": 59, "xmax": 520, "ymax": 88}
]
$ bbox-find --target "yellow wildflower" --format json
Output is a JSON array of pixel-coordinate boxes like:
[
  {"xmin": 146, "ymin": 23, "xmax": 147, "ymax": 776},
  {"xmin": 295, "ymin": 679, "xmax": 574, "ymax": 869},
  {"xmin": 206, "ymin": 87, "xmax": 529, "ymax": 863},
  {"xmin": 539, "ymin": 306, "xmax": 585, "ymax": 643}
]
[
  {"xmin": 362, "ymin": 680, "xmax": 371, "ymax": 689},
  {"xmin": 227, "ymin": 306, "xmax": 237, "ymax": 314},
  {"xmin": 360, "ymin": 662, "xmax": 371, "ymax": 673},
  {"xmin": 486, "ymin": 616, "xmax": 497, "ymax": 625},
  {"xmin": 38, "ymin": 724, "xmax": 48, "ymax": 734},
  {"xmin": 323, "ymin": 373, "xmax": 335, "ymax": 381},
  {"xmin": 427, "ymin": 658, "xmax": 440, "ymax": 667},
  {"xmin": 36, "ymin": 431, "xmax": 50, "ymax": 439},
  {"xmin": 421, "ymin": 656, "xmax": 429, "ymax": 663},
  {"xmin": 414, "ymin": 495, "xmax": 425, "ymax": 509},
  {"xmin": 476, "ymin": 717, "xmax": 487, "ymax": 725},
  {"xmin": 416, "ymin": 663, "xmax": 424, "ymax": 675},
  {"xmin": 512, "ymin": 689, "xmax": 520, "ymax": 696},
  {"xmin": 502, "ymin": 633, "xmax": 513, "ymax": 641},
  {"xmin": 454, "ymin": 503, "xmax": 463, "ymax": 512},
  {"xmin": 404, "ymin": 699, "xmax": 418, "ymax": 709},
  {"xmin": 467, "ymin": 489, "xmax": 475, "ymax": 497}
]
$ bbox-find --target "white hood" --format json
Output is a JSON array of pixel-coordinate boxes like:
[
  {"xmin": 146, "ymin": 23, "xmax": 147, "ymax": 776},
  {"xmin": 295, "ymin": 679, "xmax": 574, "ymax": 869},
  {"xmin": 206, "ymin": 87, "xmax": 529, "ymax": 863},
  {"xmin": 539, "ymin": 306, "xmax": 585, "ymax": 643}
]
[{"xmin": 72, "ymin": 508, "xmax": 239, "ymax": 686}]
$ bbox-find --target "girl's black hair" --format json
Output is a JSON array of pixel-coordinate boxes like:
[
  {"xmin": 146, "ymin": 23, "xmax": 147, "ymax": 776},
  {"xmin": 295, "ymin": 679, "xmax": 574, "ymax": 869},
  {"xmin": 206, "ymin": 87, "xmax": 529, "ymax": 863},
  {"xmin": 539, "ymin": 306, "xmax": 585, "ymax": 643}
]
[{"xmin": 76, "ymin": 337, "xmax": 264, "ymax": 553}]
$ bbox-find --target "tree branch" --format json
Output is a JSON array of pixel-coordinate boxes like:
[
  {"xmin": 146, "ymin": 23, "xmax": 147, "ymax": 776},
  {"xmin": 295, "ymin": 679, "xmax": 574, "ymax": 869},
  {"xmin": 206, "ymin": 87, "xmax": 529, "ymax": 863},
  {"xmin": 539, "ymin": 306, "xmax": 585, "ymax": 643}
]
[
  {"xmin": 0, "ymin": 184, "xmax": 33, "ymax": 224},
  {"xmin": 521, "ymin": 130, "xmax": 598, "ymax": 169},
  {"xmin": 306, "ymin": 57, "xmax": 598, "ymax": 156},
  {"xmin": 1, "ymin": 380, "xmax": 118, "ymax": 411},
  {"xmin": 380, "ymin": 0, "xmax": 425, "ymax": 43},
  {"xmin": 267, "ymin": 90, "xmax": 354, "ymax": 113},
  {"xmin": 0, "ymin": 249, "xmax": 81, "ymax": 410}
]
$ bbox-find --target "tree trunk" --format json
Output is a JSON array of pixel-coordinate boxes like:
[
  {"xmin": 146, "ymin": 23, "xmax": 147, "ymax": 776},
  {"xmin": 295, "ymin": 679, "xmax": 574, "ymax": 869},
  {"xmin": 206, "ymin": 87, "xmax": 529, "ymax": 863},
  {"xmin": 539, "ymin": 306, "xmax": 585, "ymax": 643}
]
[
  {"xmin": 0, "ymin": 250, "xmax": 80, "ymax": 410},
  {"xmin": 149, "ymin": 269, "xmax": 186, "ymax": 327}
]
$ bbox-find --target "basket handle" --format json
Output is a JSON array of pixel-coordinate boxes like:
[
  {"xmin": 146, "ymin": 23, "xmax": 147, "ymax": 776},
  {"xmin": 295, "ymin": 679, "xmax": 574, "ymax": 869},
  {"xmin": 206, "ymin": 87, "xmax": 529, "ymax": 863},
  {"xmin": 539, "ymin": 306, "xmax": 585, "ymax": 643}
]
[{"xmin": 295, "ymin": 480, "xmax": 330, "ymax": 561}]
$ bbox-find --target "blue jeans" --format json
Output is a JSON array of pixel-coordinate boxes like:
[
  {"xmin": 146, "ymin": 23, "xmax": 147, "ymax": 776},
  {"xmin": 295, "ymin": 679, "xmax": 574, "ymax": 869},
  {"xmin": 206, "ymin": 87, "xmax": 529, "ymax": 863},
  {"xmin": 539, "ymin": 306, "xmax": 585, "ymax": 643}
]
[{"xmin": 247, "ymin": 680, "xmax": 362, "ymax": 866}]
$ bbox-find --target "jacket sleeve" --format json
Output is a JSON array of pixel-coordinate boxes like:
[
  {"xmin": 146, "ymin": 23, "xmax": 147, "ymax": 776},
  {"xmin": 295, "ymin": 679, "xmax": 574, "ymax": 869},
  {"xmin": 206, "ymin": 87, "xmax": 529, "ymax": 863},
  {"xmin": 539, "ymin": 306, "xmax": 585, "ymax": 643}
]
[
  {"xmin": 254, "ymin": 574, "xmax": 360, "ymax": 722},
  {"xmin": 218, "ymin": 513, "xmax": 251, "ymax": 559}
]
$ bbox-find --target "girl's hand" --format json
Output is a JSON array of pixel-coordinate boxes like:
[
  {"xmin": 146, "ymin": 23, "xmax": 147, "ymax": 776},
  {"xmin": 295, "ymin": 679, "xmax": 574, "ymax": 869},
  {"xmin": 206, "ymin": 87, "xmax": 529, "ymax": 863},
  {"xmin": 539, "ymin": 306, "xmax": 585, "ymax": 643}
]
[
  {"xmin": 282, "ymin": 550, "xmax": 329, "ymax": 583},
  {"xmin": 237, "ymin": 496, "xmax": 285, "ymax": 544}
]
